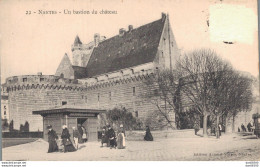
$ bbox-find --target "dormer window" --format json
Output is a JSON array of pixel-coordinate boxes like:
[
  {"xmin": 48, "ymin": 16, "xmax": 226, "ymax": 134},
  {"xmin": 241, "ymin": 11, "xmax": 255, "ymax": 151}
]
[{"xmin": 131, "ymin": 69, "xmax": 134, "ymax": 74}]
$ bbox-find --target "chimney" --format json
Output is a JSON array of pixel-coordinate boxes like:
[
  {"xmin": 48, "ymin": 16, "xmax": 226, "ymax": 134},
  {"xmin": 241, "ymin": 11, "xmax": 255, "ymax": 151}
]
[
  {"xmin": 128, "ymin": 25, "xmax": 133, "ymax": 32},
  {"xmin": 161, "ymin": 12, "xmax": 166, "ymax": 19},
  {"xmin": 94, "ymin": 33, "xmax": 100, "ymax": 47},
  {"xmin": 119, "ymin": 28, "xmax": 126, "ymax": 36},
  {"xmin": 37, "ymin": 72, "xmax": 42, "ymax": 75}
]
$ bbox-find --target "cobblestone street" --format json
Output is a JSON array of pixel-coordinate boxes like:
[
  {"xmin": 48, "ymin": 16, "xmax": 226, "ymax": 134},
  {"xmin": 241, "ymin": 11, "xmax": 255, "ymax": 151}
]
[{"xmin": 2, "ymin": 130, "xmax": 260, "ymax": 161}]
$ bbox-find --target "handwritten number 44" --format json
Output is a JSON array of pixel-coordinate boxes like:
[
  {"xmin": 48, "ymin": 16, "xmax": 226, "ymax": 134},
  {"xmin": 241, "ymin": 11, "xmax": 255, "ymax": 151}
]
[{"xmin": 26, "ymin": 11, "xmax": 31, "ymax": 15}]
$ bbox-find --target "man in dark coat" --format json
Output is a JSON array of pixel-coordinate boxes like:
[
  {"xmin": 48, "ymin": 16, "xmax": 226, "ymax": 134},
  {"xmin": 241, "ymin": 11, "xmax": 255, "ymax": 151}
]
[
  {"xmin": 47, "ymin": 125, "xmax": 58, "ymax": 153},
  {"xmin": 144, "ymin": 126, "xmax": 153, "ymax": 141},
  {"xmin": 241, "ymin": 124, "xmax": 247, "ymax": 132},
  {"xmin": 107, "ymin": 125, "xmax": 117, "ymax": 149},
  {"xmin": 247, "ymin": 122, "xmax": 252, "ymax": 132}
]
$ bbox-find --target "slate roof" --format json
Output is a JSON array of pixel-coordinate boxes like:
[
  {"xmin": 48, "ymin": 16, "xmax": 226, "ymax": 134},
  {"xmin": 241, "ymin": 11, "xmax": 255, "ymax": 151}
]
[
  {"xmin": 72, "ymin": 66, "xmax": 88, "ymax": 79},
  {"xmin": 86, "ymin": 16, "xmax": 166, "ymax": 77}
]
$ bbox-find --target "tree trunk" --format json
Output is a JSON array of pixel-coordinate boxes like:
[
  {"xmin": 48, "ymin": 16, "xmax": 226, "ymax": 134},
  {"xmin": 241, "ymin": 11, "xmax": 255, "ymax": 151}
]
[
  {"xmin": 216, "ymin": 115, "xmax": 220, "ymax": 139},
  {"xmin": 232, "ymin": 115, "xmax": 235, "ymax": 133},
  {"xmin": 203, "ymin": 113, "xmax": 208, "ymax": 137},
  {"xmin": 225, "ymin": 115, "xmax": 229, "ymax": 133}
]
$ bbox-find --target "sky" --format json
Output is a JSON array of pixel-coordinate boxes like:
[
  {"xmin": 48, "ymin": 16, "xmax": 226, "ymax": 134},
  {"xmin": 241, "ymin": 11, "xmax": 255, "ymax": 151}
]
[{"xmin": 0, "ymin": 0, "xmax": 258, "ymax": 84}]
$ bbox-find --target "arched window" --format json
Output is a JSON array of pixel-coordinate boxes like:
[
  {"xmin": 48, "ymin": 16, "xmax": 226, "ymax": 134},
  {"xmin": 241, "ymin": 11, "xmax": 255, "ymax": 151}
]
[{"xmin": 60, "ymin": 73, "xmax": 64, "ymax": 78}]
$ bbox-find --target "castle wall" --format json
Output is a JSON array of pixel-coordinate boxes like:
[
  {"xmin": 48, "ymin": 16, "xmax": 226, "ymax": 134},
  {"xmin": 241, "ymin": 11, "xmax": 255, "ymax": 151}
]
[
  {"xmin": 6, "ymin": 75, "xmax": 85, "ymax": 131},
  {"xmin": 83, "ymin": 72, "xmax": 176, "ymax": 129}
]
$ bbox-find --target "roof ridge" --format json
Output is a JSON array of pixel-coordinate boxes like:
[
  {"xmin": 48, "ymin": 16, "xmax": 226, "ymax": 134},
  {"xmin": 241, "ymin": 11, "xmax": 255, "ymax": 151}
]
[{"xmin": 98, "ymin": 17, "xmax": 164, "ymax": 45}]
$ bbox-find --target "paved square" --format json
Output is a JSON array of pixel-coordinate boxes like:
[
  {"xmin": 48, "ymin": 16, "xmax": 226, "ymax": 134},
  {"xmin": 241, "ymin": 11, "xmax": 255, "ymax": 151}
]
[{"xmin": 2, "ymin": 130, "xmax": 260, "ymax": 161}]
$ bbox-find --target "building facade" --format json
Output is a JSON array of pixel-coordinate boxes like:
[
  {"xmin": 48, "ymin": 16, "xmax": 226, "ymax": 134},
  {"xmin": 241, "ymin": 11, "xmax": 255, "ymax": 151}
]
[
  {"xmin": 1, "ymin": 84, "xmax": 9, "ymax": 122},
  {"xmin": 3, "ymin": 13, "xmax": 179, "ymax": 131}
]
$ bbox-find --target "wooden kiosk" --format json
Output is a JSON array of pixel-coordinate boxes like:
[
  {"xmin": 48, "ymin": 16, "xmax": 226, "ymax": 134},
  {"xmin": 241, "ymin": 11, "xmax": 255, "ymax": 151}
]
[{"xmin": 33, "ymin": 106, "xmax": 105, "ymax": 141}]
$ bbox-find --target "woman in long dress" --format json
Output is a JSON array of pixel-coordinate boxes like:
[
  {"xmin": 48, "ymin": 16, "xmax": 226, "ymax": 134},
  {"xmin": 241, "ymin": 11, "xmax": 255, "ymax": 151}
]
[
  {"xmin": 47, "ymin": 125, "xmax": 58, "ymax": 153},
  {"xmin": 117, "ymin": 124, "xmax": 126, "ymax": 149},
  {"xmin": 144, "ymin": 126, "xmax": 153, "ymax": 141},
  {"xmin": 61, "ymin": 125, "xmax": 76, "ymax": 153}
]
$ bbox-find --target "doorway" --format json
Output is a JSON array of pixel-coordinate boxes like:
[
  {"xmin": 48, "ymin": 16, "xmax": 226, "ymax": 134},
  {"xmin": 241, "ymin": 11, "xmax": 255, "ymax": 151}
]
[{"xmin": 77, "ymin": 118, "xmax": 88, "ymax": 128}]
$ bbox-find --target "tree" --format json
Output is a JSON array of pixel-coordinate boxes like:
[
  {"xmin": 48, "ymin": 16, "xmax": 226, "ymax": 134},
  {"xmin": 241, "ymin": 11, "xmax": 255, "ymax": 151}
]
[
  {"xmin": 9, "ymin": 120, "xmax": 14, "ymax": 132},
  {"xmin": 222, "ymin": 73, "xmax": 253, "ymax": 133},
  {"xmin": 176, "ymin": 49, "xmax": 234, "ymax": 137},
  {"xmin": 24, "ymin": 121, "xmax": 29, "ymax": 132},
  {"xmin": 2, "ymin": 119, "xmax": 9, "ymax": 131},
  {"xmin": 106, "ymin": 107, "xmax": 141, "ymax": 130},
  {"xmin": 142, "ymin": 69, "xmax": 179, "ymax": 129}
]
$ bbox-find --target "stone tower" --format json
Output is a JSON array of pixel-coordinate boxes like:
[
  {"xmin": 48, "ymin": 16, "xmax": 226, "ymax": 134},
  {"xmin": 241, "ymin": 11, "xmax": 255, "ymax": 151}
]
[
  {"xmin": 71, "ymin": 35, "xmax": 84, "ymax": 66},
  {"xmin": 71, "ymin": 35, "xmax": 98, "ymax": 67}
]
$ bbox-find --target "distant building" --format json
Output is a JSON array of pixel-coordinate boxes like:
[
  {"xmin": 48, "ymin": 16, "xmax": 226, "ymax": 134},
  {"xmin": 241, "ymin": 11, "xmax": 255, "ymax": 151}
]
[{"xmin": 1, "ymin": 84, "xmax": 9, "ymax": 122}]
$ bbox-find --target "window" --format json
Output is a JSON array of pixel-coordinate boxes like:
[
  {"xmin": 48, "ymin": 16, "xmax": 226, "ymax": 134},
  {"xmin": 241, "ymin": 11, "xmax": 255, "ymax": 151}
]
[
  {"xmin": 85, "ymin": 96, "xmax": 88, "ymax": 103},
  {"xmin": 4, "ymin": 111, "xmax": 6, "ymax": 115},
  {"xmin": 131, "ymin": 69, "xmax": 134, "ymax": 74},
  {"xmin": 109, "ymin": 92, "xmax": 112, "ymax": 101},
  {"xmin": 163, "ymin": 37, "xmax": 166, "ymax": 45},
  {"xmin": 162, "ymin": 51, "xmax": 164, "ymax": 57},
  {"xmin": 4, "ymin": 106, "xmax": 6, "ymax": 109},
  {"xmin": 40, "ymin": 78, "xmax": 44, "ymax": 82},
  {"xmin": 133, "ymin": 87, "xmax": 136, "ymax": 96},
  {"xmin": 62, "ymin": 101, "xmax": 67, "ymax": 105},
  {"xmin": 135, "ymin": 111, "xmax": 138, "ymax": 117},
  {"xmin": 60, "ymin": 73, "xmax": 64, "ymax": 78},
  {"xmin": 23, "ymin": 78, "xmax": 27, "ymax": 82},
  {"xmin": 98, "ymin": 93, "xmax": 100, "ymax": 102}
]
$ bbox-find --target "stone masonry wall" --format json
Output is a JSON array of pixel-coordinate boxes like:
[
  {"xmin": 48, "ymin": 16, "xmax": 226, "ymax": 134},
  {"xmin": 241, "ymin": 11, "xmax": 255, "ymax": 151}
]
[
  {"xmin": 83, "ymin": 74, "xmax": 176, "ymax": 130},
  {"xmin": 6, "ymin": 75, "xmax": 85, "ymax": 131}
]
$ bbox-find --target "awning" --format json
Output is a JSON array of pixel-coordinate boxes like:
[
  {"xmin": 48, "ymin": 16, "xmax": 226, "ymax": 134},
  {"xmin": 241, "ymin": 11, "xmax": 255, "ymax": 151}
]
[{"xmin": 33, "ymin": 105, "xmax": 106, "ymax": 116}]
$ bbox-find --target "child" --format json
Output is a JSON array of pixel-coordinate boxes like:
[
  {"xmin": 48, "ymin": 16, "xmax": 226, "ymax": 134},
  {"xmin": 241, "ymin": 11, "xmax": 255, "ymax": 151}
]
[{"xmin": 101, "ymin": 127, "xmax": 107, "ymax": 147}]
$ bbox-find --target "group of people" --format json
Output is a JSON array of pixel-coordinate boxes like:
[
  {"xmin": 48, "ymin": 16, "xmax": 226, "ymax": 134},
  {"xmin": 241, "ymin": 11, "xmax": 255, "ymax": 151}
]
[
  {"xmin": 101, "ymin": 124, "xmax": 126, "ymax": 149},
  {"xmin": 239, "ymin": 122, "xmax": 254, "ymax": 132},
  {"xmin": 47, "ymin": 123, "xmax": 154, "ymax": 153},
  {"xmin": 100, "ymin": 124, "xmax": 153, "ymax": 149},
  {"xmin": 47, "ymin": 124, "xmax": 88, "ymax": 153},
  {"xmin": 193, "ymin": 122, "xmax": 223, "ymax": 137}
]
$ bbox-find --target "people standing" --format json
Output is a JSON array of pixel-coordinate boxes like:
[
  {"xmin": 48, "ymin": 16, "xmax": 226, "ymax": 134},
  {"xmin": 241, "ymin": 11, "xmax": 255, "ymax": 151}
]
[
  {"xmin": 241, "ymin": 124, "xmax": 247, "ymax": 132},
  {"xmin": 47, "ymin": 125, "xmax": 58, "ymax": 153},
  {"xmin": 247, "ymin": 122, "xmax": 252, "ymax": 132},
  {"xmin": 101, "ymin": 127, "xmax": 108, "ymax": 147},
  {"xmin": 144, "ymin": 126, "xmax": 153, "ymax": 141},
  {"xmin": 117, "ymin": 124, "xmax": 126, "ymax": 149},
  {"xmin": 193, "ymin": 116, "xmax": 200, "ymax": 136},
  {"xmin": 81, "ymin": 126, "xmax": 88, "ymax": 143},
  {"xmin": 72, "ymin": 127, "xmax": 80, "ymax": 150},
  {"xmin": 61, "ymin": 125, "xmax": 76, "ymax": 153},
  {"xmin": 105, "ymin": 125, "xmax": 110, "ymax": 147},
  {"xmin": 77, "ymin": 124, "xmax": 83, "ymax": 143},
  {"xmin": 218, "ymin": 123, "xmax": 222, "ymax": 137},
  {"xmin": 107, "ymin": 125, "xmax": 117, "ymax": 149}
]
